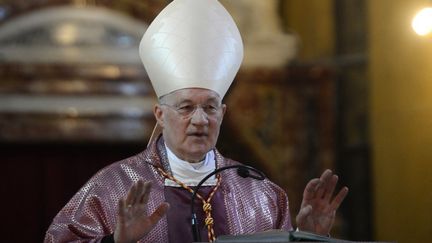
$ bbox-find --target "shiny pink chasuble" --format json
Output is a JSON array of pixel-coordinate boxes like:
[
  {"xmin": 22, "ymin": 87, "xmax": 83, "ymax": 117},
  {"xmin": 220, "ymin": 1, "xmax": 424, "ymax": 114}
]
[{"xmin": 45, "ymin": 136, "xmax": 292, "ymax": 242}]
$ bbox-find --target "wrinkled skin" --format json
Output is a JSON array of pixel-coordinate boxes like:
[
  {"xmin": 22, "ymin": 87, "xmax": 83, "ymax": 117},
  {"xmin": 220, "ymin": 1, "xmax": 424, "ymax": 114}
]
[
  {"xmin": 296, "ymin": 169, "xmax": 349, "ymax": 235},
  {"xmin": 154, "ymin": 88, "xmax": 226, "ymax": 163},
  {"xmin": 114, "ymin": 181, "xmax": 169, "ymax": 243}
]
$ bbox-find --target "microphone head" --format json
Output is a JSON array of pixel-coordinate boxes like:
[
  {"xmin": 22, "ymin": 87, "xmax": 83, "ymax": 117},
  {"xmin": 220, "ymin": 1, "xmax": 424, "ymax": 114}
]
[{"xmin": 237, "ymin": 167, "xmax": 250, "ymax": 178}]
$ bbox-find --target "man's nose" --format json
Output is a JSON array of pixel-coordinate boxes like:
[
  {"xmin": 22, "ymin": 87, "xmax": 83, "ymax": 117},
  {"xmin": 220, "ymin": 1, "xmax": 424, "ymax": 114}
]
[{"xmin": 190, "ymin": 107, "xmax": 209, "ymax": 125}]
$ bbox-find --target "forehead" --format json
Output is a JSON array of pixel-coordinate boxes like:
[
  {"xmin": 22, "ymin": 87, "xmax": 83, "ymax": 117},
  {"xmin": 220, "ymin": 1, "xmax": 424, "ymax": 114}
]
[{"xmin": 162, "ymin": 88, "xmax": 222, "ymax": 103}]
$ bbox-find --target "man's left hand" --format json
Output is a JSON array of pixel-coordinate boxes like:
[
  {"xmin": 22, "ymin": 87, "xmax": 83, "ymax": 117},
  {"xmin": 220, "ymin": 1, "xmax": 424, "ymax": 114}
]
[{"xmin": 296, "ymin": 169, "xmax": 349, "ymax": 235}]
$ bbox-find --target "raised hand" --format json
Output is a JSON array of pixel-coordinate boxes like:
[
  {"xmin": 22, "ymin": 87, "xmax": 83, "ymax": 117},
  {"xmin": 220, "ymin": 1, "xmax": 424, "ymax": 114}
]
[
  {"xmin": 114, "ymin": 180, "xmax": 169, "ymax": 243},
  {"xmin": 296, "ymin": 169, "xmax": 348, "ymax": 235}
]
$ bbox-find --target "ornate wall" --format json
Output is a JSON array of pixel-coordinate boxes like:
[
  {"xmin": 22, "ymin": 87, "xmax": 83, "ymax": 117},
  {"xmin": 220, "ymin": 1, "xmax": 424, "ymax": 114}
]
[{"xmin": 0, "ymin": 1, "xmax": 351, "ymax": 242}]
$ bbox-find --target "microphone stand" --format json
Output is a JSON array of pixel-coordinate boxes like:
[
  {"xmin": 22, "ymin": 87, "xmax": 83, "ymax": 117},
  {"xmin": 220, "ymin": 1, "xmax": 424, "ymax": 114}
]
[{"xmin": 191, "ymin": 165, "xmax": 266, "ymax": 242}]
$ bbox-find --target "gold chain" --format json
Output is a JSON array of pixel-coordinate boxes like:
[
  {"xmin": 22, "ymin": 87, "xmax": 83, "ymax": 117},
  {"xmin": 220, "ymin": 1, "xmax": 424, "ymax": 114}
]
[{"xmin": 156, "ymin": 167, "xmax": 222, "ymax": 242}]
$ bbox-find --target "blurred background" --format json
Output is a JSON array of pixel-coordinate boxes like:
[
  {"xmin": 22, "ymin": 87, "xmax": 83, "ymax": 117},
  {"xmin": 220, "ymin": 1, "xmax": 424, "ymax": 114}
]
[{"xmin": 0, "ymin": 0, "xmax": 431, "ymax": 242}]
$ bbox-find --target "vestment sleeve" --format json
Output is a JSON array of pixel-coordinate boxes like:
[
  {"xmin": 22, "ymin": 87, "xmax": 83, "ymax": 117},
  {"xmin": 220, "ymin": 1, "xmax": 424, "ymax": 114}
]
[
  {"xmin": 269, "ymin": 181, "xmax": 293, "ymax": 231},
  {"xmin": 44, "ymin": 175, "xmax": 118, "ymax": 242}
]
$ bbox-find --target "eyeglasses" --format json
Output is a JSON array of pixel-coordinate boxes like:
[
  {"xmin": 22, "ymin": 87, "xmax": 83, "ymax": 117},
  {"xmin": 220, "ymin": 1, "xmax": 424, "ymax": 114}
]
[{"xmin": 160, "ymin": 103, "xmax": 222, "ymax": 118}]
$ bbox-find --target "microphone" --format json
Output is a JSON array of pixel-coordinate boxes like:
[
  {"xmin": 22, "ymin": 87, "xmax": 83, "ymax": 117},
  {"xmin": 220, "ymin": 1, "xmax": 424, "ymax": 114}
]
[{"xmin": 191, "ymin": 164, "xmax": 266, "ymax": 242}]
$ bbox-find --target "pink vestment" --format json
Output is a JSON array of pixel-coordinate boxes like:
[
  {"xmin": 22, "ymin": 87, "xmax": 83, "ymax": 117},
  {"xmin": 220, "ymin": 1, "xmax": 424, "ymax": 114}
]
[{"xmin": 45, "ymin": 136, "xmax": 292, "ymax": 242}]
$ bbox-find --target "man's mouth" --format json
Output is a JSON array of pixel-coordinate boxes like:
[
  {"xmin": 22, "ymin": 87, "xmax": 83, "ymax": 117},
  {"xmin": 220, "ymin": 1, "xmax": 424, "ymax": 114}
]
[{"xmin": 188, "ymin": 132, "xmax": 208, "ymax": 137}]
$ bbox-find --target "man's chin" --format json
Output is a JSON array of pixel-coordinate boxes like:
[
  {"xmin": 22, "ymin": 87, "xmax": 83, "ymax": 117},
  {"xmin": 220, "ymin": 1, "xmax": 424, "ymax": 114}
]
[{"xmin": 183, "ymin": 145, "xmax": 211, "ymax": 160}]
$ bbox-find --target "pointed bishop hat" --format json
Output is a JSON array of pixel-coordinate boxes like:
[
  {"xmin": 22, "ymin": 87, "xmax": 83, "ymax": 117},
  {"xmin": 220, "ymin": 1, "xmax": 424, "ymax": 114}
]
[{"xmin": 139, "ymin": 0, "xmax": 244, "ymax": 144}]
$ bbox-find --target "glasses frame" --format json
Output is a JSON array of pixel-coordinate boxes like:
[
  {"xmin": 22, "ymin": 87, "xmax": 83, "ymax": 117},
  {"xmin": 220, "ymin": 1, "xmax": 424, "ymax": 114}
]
[{"xmin": 160, "ymin": 102, "xmax": 223, "ymax": 119}]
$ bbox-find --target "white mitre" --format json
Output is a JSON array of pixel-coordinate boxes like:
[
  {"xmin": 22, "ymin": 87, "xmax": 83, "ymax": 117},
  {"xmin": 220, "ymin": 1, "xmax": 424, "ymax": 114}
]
[{"xmin": 139, "ymin": 0, "xmax": 244, "ymax": 99}]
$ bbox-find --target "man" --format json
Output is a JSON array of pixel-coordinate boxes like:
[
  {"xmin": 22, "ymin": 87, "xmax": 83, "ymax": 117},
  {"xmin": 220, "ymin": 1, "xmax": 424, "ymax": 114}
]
[{"xmin": 45, "ymin": 0, "xmax": 348, "ymax": 242}]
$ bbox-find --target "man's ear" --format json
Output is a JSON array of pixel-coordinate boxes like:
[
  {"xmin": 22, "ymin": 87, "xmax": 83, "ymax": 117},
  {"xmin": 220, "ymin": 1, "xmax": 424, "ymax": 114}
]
[
  {"xmin": 154, "ymin": 104, "xmax": 164, "ymax": 128},
  {"xmin": 219, "ymin": 104, "xmax": 227, "ymax": 123}
]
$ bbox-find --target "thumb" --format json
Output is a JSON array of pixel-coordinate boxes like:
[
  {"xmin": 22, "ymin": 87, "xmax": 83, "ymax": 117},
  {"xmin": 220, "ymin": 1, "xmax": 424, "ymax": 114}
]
[{"xmin": 147, "ymin": 202, "xmax": 170, "ymax": 226}]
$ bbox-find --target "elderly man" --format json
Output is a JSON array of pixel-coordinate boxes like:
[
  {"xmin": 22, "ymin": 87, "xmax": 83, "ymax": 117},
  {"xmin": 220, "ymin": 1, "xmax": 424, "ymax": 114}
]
[{"xmin": 45, "ymin": 0, "xmax": 348, "ymax": 243}]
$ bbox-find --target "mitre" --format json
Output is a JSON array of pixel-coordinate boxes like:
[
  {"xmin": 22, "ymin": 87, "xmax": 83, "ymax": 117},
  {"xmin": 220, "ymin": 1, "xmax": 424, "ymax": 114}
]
[{"xmin": 139, "ymin": 0, "xmax": 244, "ymax": 99}]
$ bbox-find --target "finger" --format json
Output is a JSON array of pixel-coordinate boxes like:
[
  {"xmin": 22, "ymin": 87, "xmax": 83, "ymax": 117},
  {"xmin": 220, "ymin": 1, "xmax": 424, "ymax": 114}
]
[
  {"xmin": 147, "ymin": 202, "xmax": 170, "ymax": 226},
  {"xmin": 330, "ymin": 186, "xmax": 349, "ymax": 211},
  {"xmin": 117, "ymin": 198, "xmax": 127, "ymax": 225},
  {"xmin": 320, "ymin": 169, "xmax": 333, "ymax": 181},
  {"xmin": 140, "ymin": 182, "xmax": 152, "ymax": 204},
  {"xmin": 323, "ymin": 175, "xmax": 338, "ymax": 202},
  {"xmin": 316, "ymin": 169, "xmax": 333, "ymax": 199},
  {"xmin": 125, "ymin": 182, "xmax": 137, "ymax": 206},
  {"xmin": 302, "ymin": 178, "xmax": 320, "ymax": 203},
  {"xmin": 315, "ymin": 183, "xmax": 325, "ymax": 200},
  {"xmin": 301, "ymin": 179, "xmax": 320, "ymax": 208},
  {"xmin": 133, "ymin": 180, "xmax": 145, "ymax": 206}
]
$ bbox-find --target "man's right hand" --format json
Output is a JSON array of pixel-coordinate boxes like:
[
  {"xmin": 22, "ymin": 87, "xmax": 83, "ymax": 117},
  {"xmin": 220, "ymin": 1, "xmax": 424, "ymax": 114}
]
[{"xmin": 114, "ymin": 180, "xmax": 170, "ymax": 243}]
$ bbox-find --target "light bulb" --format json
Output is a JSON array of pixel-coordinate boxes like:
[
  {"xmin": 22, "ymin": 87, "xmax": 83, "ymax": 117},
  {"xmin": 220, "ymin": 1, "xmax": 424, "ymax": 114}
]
[{"xmin": 412, "ymin": 7, "xmax": 432, "ymax": 36}]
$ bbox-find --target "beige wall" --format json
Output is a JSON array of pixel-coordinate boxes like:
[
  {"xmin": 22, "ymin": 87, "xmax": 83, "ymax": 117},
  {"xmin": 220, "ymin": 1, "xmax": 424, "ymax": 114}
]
[
  {"xmin": 369, "ymin": 0, "xmax": 432, "ymax": 242},
  {"xmin": 283, "ymin": 0, "xmax": 335, "ymax": 60},
  {"xmin": 283, "ymin": 0, "xmax": 432, "ymax": 241}
]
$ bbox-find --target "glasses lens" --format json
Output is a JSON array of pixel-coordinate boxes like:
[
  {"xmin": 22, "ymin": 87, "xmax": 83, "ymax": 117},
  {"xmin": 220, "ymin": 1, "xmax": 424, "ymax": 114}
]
[{"xmin": 163, "ymin": 103, "xmax": 220, "ymax": 117}]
